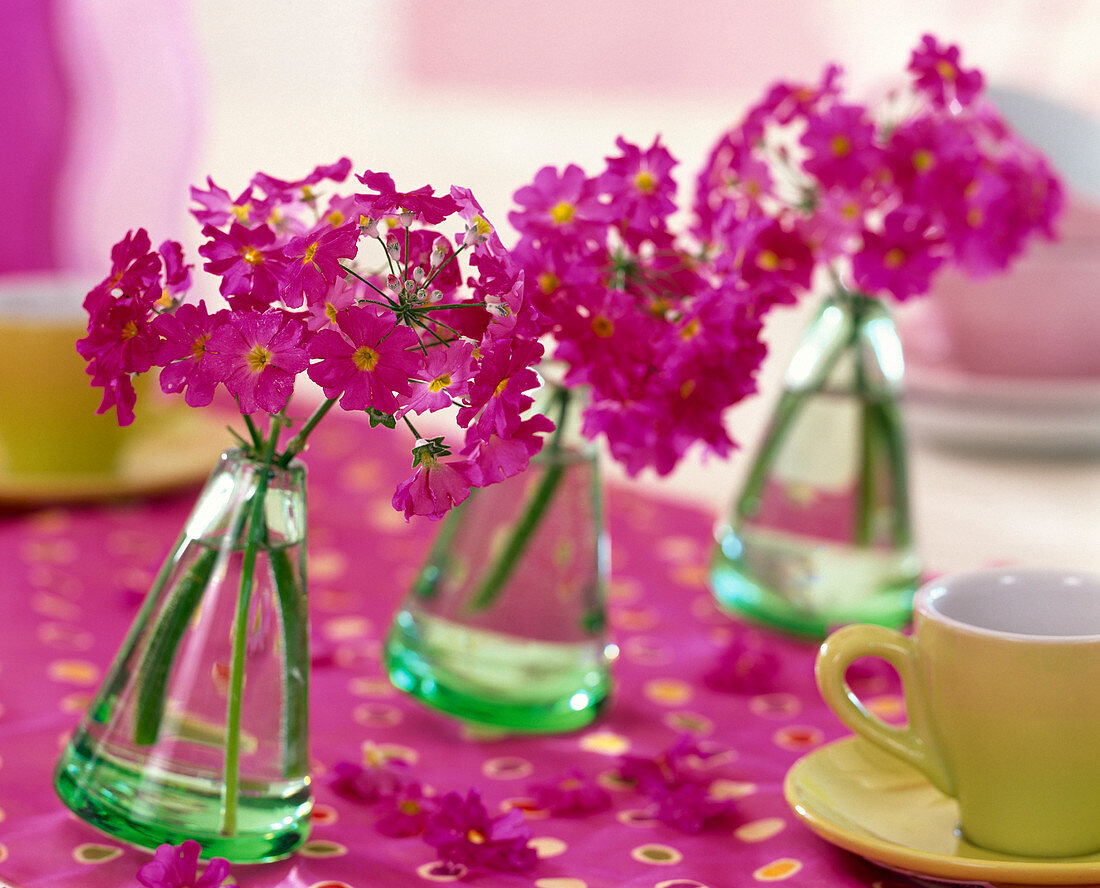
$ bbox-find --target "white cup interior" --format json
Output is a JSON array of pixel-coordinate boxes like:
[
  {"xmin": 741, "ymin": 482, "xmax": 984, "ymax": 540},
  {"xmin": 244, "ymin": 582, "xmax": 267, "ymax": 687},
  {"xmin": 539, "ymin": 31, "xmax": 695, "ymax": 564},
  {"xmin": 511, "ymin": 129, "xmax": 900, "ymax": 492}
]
[{"xmin": 922, "ymin": 568, "xmax": 1100, "ymax": 638}]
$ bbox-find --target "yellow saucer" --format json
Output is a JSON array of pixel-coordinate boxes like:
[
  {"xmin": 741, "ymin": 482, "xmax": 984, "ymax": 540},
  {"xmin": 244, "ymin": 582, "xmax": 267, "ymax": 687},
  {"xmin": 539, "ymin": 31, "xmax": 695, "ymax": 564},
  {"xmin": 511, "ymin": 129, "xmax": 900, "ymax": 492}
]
[
  {"xmin": 784, "ymin": 735, "xmax": 1100, "ymax": 886},
  {"xmin": 0, "ymin": 409, "xmax": 227, "ymax": 505}
]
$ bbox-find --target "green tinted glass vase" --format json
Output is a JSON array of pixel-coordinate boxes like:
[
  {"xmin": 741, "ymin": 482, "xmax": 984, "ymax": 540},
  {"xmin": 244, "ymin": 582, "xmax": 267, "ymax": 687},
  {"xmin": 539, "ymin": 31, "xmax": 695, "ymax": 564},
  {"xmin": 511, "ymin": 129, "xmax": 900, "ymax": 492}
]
[
  {"xmin": 385, "ymin": 385, "xmax": 613, "ymax": 733},
  {"xmin": 53, "ymin": 449, "xmax": 311, "ymax": 862},
  {"xmin": 711, "ymin": 289, "xmax": 921, "ymax": 637}
]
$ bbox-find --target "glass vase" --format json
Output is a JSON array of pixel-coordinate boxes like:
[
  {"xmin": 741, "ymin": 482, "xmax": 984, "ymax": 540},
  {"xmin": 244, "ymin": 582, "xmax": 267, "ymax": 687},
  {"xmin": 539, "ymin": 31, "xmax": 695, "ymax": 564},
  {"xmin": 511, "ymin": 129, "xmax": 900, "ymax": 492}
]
[
  {"xmin": 53, "ymin": 448, "xmax": 312, "ymax": 862},
  {"xmin": 385, "ymin": 385, "xmax": 613, "ymax": 733},
  {"xmin": 711, "ymin": 288, "xmax": 921, "ymax": 637}
]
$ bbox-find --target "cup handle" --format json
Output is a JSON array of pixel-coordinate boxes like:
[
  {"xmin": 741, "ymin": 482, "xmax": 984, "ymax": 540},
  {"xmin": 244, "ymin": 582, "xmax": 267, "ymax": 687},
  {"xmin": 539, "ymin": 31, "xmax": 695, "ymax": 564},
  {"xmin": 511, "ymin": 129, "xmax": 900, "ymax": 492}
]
[{"xmin": 815, "ymin": 623, "xmax": 953, "ymax": 796}]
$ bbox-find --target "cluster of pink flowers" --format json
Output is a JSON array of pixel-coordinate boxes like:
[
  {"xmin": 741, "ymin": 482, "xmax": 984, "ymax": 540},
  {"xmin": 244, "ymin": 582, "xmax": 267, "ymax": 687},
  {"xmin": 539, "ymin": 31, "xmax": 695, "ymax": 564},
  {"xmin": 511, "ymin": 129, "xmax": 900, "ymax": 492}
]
[
  {"xmin": 694, "ymin": 34, "xmax": 1064, "ymax": 304},
  {"xmin": 508, "ymin": 137, "xmax": 770, "ymax": 477},
  {"xmin": 328, "ymin": 757, "xmax": 536, "ymax": 873},
  {"xmin": 78, "ymin": 159, "xmax": 547, "ymax": 519}
]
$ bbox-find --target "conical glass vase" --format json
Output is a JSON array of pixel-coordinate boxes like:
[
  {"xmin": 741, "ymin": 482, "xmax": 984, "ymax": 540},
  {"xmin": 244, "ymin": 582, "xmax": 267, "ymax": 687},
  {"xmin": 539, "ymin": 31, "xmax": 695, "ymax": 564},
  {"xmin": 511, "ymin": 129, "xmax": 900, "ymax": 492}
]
[
  {"xmin": 385, "ymin": 385, "xmax": 613, "ymax": 734},
  {"xmin": 53, "ymin": 448, "xmax": 312, "ymax": 862},
  {"xmin": 711, "ymin": 289, "xmax": 921, "ymax": 637}
]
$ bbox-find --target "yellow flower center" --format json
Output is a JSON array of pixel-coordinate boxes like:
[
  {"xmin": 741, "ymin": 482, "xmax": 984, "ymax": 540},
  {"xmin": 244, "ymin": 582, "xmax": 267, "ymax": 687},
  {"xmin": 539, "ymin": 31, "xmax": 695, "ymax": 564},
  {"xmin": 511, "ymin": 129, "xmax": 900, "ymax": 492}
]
[
  {"xmin": 466, "ymin": 829, "xmax": 486, "ymax": 845},
  {"xmin": 550, "ymin": 201, "xmax": 576, "ymax": 225},
  {"xmin": 120, "ymin": 321, "xmax": 139, "ymax": 340},
  {"xmin": 494, "ymin": 377, "xmax": 510, "ymax": 397},
  {"xmin": 591, "ymin": 316, "xmax": 614, "ymax": 338},
  {"xmin": 634, "ymin": 169, "xmax": 657, "ymax": 194},
  {"xmin": 231, "ymin": 203, "xmax": 251, "ymax": 222},
  {"xmin": 912, "ymin": 149, "xmax": 934, "ymax": 172},
  {"xmin": 830, "ymin": 134, "xmax": 851, "ymax": 157},
  {"xmin": 756, "ymin": 249, "xmax": 780, "ymax": 271},
  {"xmin": 680, "ymin": 318, "xmax": 700, "ymax": 340},
  {"xmin": 935, "ymin": 59, "xmax": 957, "ymax": 81},
  {"xmin": 326, "ymin": 209, "xmax": 345, "ymax": 225},
  {"xmin": 191, "ymin": 334, "xmax": 210, "ymax": 360},
  {"xmin": 429, "ymin": 373, "xmax": 452, "ymax": 393},
  {"xmin": 538, "ymin": 272, "xmax": 560, "ymax": 294},
  {"xmin": 559, "ymin": 777, "xmax": 583, "ymax": 790},
  {"xmin": 884, "ymin": 247, "xmax": 906, "ymax": 269},
  {"xmin": 353, "ymin": 345, "xmax": 380, "ymax": 371},
  {"xmin": 967, "ymin": 207, "xmax": 983, "ymax": 228},
  {"xmin": 324, "ymin": 302, "xmax": 340, "ymax": 322},
  {"xmin": 472, "ymin": 214, "xmax": 493, "ymax": 237},
  {"xmin": 302, "ymin": 242, "xmax": 318, "ymax": 265},
  {"xmin": 157, "ymin": 288, "xmax": 173, "ymax": 309},
  {"xmin": 399, "ymin": 800, "xmax": 421, "ymax": 816},
  {"xmin": 246, "ymin": 345, "xmax": 271, "ymax": 372},
  {"xmin": 242, "ymin": 246, "xmax": 264, "ymax": 266},
  {"xmin": 680, "ymin": 379, "xmax": 697, "ymax": 398}
]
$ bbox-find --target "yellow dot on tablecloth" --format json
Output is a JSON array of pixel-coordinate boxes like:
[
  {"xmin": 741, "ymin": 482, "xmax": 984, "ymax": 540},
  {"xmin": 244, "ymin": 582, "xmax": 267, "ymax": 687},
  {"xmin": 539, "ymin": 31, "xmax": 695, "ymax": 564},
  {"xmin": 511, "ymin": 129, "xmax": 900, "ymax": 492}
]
[
  {"xmin": 73, "ymin": 843, "xmax": 124, "ymax": 863},
  {"xmin": 21, "ymin": 538, "xmax": 77, "ymax": 564},
  {"xmin": 772, "ymin": 725, "xmax": 825, "ymax": 752},
  {"xmin": 621, "ymin": 636, "xmax": 674, "ymax": 666},
  {"xmin": 708, "ymin": 779, "xmax": 757, "ymax": 800},
  {"xmin": 483, "ymin": 756, "xmax": 534, "ymax": 780},
  {"xmin": 749, "ymin": 693, "xmax": 801, "ymax": 719},
  {"xmin": 607, "ymin": 577, "xmax": 642, "ymax": 604},
  {"xmin": 32, "ymin": 592, "xmax": 83, "ymax": 621},
  {"xmin": 735, "ymin": 817, "xmax": 786, "ymax": 842},
  {"xmin": 644, "ymin": 678, "xmax": 693, "ymax": 706},
  {"xmin": 662, "ymin": 711, "xmax": 714, "ymax": 735},
  {"xmin": 609, "ymin": 605, "xmax": 660, "ymax": 632},
  {"xmin": 671, "ymin": 564, "xmax": 709, "ymax": 587},
  {"xmin": 47, "ymin": 659, "xmax": 100, "ymax": 686},
  {"xmin": 530, "ymin": 836, "xmax": 567, "ymax": 858},
  {"xmin": 753, "ymin": 858, "xmax": 802, "ymax": 881},
  {"xmin": 323, "ymin": 616, "xmax": 373, "ymax": 641},
  {"xmin": 348, "ymin": 675, "xmax": 397, "ymax": 697},
  {"xmin": 655, "ymin": 881, "xmax": 710, "ymax": 888},
  {"xmin": 37, "ymin": 622, "xmax": 95, "ymax": 652},
  {"xmin": 616, "ymin": 809, "xmax": 659, "ymax": 827},
  {"xmin": 579, "ymin": 730, "xmax": 631, "ymax": 756},
  {"xmin": 309, "ymin": 550, "xmax": 348, "ymax": 582},
  {"xmin": 0, "ymin": 843, "xmax": 7, "ymax": 862},
  {"xmin": 362, "ymin": 741, "xmax": 419, "ymax": 766},
  {"xmin": 655, "ymin": 536, "xmax": 702, "ymax": 563},
  {"xmin": 296, "ymin": 839, "xmax": 348, "ymax": 858},
  {"xmin": 59, "ymin": 692, "xmax": 93, "ymax": 714},
  {"xmin": 631, "ymin": 843, "xmax": 683, "ymax": 865},
  {"xmin": 535, "ymin": 879, "xmax": 588, "ymax": 888},
  {"xmin": 352, "ymin": 702, "xmax": 403, "ymax": 728},
  {"xmin": 416, "ymin": 860, "xmax": 468, "ymax": 881}
]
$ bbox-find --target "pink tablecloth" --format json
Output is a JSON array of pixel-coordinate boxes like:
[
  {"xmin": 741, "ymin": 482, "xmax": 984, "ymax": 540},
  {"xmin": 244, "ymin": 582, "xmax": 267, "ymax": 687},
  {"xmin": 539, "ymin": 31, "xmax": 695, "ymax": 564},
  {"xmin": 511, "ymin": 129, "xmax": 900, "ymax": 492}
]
[{"xmin": 0, "ymin": 411, "xmax": 905, "ymax": 887}]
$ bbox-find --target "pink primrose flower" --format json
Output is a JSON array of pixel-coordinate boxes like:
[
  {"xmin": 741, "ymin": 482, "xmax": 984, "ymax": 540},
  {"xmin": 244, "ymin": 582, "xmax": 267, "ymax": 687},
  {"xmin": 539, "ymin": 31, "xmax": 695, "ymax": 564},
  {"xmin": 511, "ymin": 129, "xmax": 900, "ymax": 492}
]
[
  {"xmin": 800, "ymin": 103, "xmax": 882, "ymax": 191},
  {"xmin": 189, "ymin": 177, "xmax": 256, "ymax": 228},
  {"xmin": 908, "ymin": 33, "xmax": 984, "ymax": 108},
  {"xmin": 153, "ymin": 302, "xmax": 227, "ymax": 408},
  {"xmin": 136, "ymin": 840, "xmax": 231, "ymax": 888},
  {"xmin": 305, "ymin": 275, "xmax": 361, "ymax": 331},
  {"xmin": 423, "ymin": 789, "xmax": 537, "ymax": 873},
  {"xmin": 852, "ymin": 208, "xmax": 944, "ymax": 301},
  {"xmin": 598, "ymin": 135, "xmax": 679, "ymax": 241},
  {"xmin": 280, "ymin": 220, "xmax": 360, "ymax": 307},
  {"xmin": 527, "ymin": 768, "xmax": 611, "ymax": 817},
  {"xmin": 84, "ymin": 228, "xmax": 161, "ymax": 315},
  {"xmin": 354, "ymin": 170, "xmax": 460, "ymax": 224},
  {"xmin": 374, "ymin": 782, "xmax": 438, "ymax": 837},
  {"xmin": 251, "ymin": 157, "xmax": 353, "ymax": 201},
  {"xmin": 328, "ymin": 757, "xmax": 410, "ymax": 805},
  {"xmin": 306, "ymin": 306, "xmax": 419, "ymax": 414},
  {"xmin": 401, "ymin": 339, "xmax": 476, "ymax": 417},
  {"xmin": 456, "ymin": 337, "xmax": 543, "ymax": 439},
  {"xmin": 203, "ymin": 309, "xmax": 309, "ymax": 415},
  {"xmin": 462, "ymin": 412, "xmax": 553, "ymax": 485},
  {"xmin": 199, "ymin": 221, "xmax": 288, "ymax": 309},
  {"xmin": 508, "ymin": 164, "xmax": 610, "ymax": 242},
  {"xmin": 158, "ymin": 239, "xmax": 192, "ymax": 300},
  {"xmin": 392, "ymin": 451, "xmax": 482, "ymax": 521}
]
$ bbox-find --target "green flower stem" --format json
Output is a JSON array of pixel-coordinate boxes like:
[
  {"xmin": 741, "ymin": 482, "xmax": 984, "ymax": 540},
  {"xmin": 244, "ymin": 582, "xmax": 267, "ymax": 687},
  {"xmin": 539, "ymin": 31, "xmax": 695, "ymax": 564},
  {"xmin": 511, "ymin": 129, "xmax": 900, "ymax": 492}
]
[
  {"xmin": 269, "ymin": 546, "xmax": 308, "ymax": 775},
  {"xmin": 279, "ymin": 398, "xmax": 338, "ymax": 466},
  {"xmin": 222, "ymin": 428, "xmax": 281, "ymax": 836},
  {"xmin": 132, "ymin": 547, "xmax": 220, "ymax": 745},
  {"xmin": 465, "ymin": 386, "xmax": 571, "ymax": 613}
]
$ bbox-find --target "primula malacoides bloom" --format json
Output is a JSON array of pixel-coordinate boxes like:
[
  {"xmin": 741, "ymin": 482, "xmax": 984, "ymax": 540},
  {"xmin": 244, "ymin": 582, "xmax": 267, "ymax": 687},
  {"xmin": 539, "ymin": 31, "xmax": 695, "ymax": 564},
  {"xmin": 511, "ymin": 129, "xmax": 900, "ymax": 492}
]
[{"xmin": 79, "ymin": 159, "xmax": 547, "ymax": 520}]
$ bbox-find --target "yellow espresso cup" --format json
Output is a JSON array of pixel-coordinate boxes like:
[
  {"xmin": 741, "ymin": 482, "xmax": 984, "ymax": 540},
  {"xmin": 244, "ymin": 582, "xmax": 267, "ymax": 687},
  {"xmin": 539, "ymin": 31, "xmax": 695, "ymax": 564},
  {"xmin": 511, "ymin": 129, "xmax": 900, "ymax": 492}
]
[
  {"xmin": 816, "ymin": 567, "xmax": 1100, "ymax": 858},
  {"xmin": 0, "ymin": 273, "xmax": 146, "ymax": 477}
]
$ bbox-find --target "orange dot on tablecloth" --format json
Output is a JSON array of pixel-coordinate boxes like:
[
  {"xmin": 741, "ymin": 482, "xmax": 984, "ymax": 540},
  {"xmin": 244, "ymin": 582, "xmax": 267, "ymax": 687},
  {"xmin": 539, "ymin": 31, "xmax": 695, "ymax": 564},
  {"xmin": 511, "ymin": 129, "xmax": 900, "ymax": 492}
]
[
  {"xmin": 772, "ymin": 725, "xmax": 824, "ymax": 752},
  {"xmin": 644, "ymin": 678, "xmax": 693, "ymax": 706},
  {"xmin": 753, "ymin": 858, "xmax": 803, "ymax": 881},
  {"xmin": 47, "ymin": 659, "xmax": 100, "ymax": 686},
  {"xmin": 306, "ymin": 882, "xmax": 354, "ymax": 888}
]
